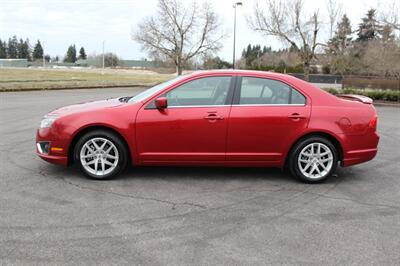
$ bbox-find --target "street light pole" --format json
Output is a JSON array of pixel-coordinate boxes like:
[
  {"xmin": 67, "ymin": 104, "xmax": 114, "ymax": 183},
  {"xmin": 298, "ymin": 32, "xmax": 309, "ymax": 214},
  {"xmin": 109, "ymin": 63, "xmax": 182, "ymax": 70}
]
[
  {"xmin": 232, "ymin": 2, "xmax": 242, "ymax": 70},
  {"xmin": 102, "ymin": 40, "xmax": 105, "ymax": 75}
]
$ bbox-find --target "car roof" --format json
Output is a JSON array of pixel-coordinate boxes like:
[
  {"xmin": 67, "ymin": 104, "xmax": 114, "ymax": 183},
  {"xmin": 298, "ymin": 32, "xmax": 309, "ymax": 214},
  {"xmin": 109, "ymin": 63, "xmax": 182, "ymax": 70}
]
[{"xmin": 186, "ymin": 69, "xmax": 288, "ymax": 78}]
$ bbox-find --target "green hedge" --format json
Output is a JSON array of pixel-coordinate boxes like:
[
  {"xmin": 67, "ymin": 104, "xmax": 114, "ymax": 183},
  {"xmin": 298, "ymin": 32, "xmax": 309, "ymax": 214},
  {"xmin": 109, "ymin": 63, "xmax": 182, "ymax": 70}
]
[
  {"xmin": 324, "ymin": 88, "xmax": 399, "ymax": 102},
  {"xmin": 250, "ymin": 64, "xmax": 304, "ymax": 73}
]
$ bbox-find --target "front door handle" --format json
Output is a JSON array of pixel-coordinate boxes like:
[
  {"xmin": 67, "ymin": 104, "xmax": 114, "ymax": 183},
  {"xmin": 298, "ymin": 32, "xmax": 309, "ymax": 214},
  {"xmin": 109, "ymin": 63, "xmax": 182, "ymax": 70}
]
[{"xmin": 288, "ymin": 113, "xmax": 306, "ymax": 119}]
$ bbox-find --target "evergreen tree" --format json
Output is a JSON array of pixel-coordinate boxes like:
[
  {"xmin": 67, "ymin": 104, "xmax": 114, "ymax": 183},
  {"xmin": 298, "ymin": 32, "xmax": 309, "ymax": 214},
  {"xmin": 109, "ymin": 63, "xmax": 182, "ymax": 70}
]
[
  {"xmin": 18, "ymin": 38, "xmax": 31, "ymax": 60},
  {"xmin": 64, "ymin": 45, "xmax": 77, "ymax": 63},
  {"xmin": 262, "ymin": 46, "xmax": 268, "ymax": 54},
  {"xmin": 32, "ymin": 40, "xmax": 44, "ymax": 60},
  {"xmin": 357, "ymin": 9, "xmax": 381, "ymax": 42},
  {"xmin": 0, "ymin": 39, "xmax": 7, "ymax": 58},
  {"xmin": 242, "ymin": 44, "xmax": 272, "ymax": 67},
  {"xmin": 7, "ymin": 36, "xmax": 18, "ymax": 58},
  {"xmin": 78, "ymin": 47, "xmax": 87, "ymax": 60},
  {"xmin": 328, "ymin": 14, "xmax": 352, "ymax": 55}
]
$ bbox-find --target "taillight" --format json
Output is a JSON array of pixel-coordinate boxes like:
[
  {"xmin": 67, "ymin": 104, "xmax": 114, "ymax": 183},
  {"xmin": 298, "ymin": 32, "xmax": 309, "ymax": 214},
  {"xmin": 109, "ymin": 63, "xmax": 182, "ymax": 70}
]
[{"xmin": 368, "ymin": 115, "xmax": 377, "ymax": 130}]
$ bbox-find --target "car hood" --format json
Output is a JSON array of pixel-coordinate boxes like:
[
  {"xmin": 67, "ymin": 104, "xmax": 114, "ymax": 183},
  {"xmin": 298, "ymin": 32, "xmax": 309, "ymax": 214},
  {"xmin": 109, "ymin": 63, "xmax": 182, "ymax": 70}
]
[{"xmin": 48, "ymin": 98, "xmax": 125, "ymax": 116}]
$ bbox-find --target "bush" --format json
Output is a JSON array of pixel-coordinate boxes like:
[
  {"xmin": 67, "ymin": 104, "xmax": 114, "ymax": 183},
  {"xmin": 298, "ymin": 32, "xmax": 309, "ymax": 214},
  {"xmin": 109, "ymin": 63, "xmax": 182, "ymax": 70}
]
[{"xmin": 324, "ymin": 88, "xmax": 399, "ymax": 102}]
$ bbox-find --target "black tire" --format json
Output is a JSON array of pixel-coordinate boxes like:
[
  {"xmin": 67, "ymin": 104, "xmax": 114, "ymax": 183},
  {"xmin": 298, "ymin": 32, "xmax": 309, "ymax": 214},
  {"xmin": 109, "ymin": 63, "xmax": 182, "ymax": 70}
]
[
  {"xmin": 288, "ymin": 136, "xmax": 338, "ymax": 183},
  {"xmin": 74, "ymin": 130, "xmax": 128, "ymax": 180}
]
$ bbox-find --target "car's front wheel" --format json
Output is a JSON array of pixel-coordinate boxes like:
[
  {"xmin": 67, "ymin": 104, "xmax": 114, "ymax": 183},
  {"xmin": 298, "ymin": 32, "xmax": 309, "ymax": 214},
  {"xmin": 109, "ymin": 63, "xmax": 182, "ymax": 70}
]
[
  {"xmin": 289, "ymin": 136, "xmax": 338, "ymax": 183},
  {"xmin": 74, "ymin": 130, "xmax": 128, "ymax": 179}
]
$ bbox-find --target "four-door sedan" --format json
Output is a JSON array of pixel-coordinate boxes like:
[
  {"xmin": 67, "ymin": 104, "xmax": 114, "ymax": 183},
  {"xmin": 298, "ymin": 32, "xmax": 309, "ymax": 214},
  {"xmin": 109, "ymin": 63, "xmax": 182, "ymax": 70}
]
[{"xmin": 36, "ymin": 70, "xmax": 379, "ymax": 182}]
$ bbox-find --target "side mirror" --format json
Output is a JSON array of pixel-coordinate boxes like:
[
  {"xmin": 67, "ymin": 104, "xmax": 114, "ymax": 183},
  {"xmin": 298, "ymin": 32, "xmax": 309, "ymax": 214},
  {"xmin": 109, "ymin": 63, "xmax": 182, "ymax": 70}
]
[{"xmin": 155, "ymin": 97, "xmax": 168, "ymax": 110}]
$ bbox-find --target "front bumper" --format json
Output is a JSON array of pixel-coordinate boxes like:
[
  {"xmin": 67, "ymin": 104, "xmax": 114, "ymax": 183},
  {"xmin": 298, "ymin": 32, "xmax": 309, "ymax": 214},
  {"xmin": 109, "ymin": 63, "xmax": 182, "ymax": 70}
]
[{"xmin": 36, "ymin": 128, "xmax": 69, "ymax": 166}]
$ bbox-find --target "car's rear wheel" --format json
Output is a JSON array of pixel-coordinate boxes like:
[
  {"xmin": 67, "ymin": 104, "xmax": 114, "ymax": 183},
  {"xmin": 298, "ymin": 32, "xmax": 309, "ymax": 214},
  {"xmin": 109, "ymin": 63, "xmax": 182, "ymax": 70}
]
[
  {"xmin": 289, "ymin": 136, "xmax": 338, "ymax": 183},
  {"xmin": 74, "ymin": 130, "xmax": 128, "ymax": 180}
]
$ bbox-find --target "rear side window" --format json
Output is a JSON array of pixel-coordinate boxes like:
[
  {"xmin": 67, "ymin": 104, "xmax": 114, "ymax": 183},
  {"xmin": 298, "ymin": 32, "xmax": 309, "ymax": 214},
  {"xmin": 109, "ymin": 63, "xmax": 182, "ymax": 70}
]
[
  {"xmin": 239, "ymin": 77, "xmax": 306, "ymax": 105},
  {"xmin": 291, "ymin": 88, "xmax": 306, "ymax": 104}
]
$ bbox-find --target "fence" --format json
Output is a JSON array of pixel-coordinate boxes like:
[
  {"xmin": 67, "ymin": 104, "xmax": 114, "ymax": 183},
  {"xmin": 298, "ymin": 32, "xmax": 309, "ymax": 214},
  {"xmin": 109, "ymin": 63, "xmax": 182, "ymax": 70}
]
[
  {"xmin": 289, "ymin": 74, "xmax": 343, "ymax": 84},
  {"xmin": 342, "ymin": 76, "xmax": 400, "ymax": 90}
]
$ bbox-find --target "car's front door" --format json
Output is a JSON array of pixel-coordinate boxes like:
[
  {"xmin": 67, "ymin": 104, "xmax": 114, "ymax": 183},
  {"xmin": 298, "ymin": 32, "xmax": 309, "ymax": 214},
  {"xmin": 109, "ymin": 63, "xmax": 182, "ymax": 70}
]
[
  {"xmin": 226, "ymin": 76, "xmax": 311, "ymax": 163},
  {"xmin": 136, "ymin": 75, "xmax": 234, "ymax": 163}
]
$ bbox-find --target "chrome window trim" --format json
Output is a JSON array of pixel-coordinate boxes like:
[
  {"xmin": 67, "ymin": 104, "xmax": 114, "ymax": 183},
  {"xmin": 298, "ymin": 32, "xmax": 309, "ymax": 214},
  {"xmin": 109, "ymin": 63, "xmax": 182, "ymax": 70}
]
[
  {"xmin": 231, "ymin": 104, "xmax": 306, "ymax": 107},
  {"xmin": 166, "ymin": 103, "xmax": 306, "ymax": 109},
  {"xmin": 167, "ymin": 105, "xmax": 230, "ymax": 108}
]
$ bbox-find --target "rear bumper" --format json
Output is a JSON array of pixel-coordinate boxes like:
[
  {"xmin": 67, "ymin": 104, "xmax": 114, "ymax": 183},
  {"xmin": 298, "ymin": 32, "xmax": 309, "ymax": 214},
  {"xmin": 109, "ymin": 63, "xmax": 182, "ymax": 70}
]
[
  {"xmin": 342, "ymin": 148, "xmax": 378, "ymax": 167},
  {"xmin": 342, "ymin": 132, "xmax": 379, "ymax": 167}
]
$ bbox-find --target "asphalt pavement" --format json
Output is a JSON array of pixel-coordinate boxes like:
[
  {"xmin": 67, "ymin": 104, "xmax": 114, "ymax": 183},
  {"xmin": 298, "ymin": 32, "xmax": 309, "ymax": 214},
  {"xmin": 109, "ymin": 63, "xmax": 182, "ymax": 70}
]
[{"xmin": 0, "ymin": 87, "xmax": 399, "ymax": 265}]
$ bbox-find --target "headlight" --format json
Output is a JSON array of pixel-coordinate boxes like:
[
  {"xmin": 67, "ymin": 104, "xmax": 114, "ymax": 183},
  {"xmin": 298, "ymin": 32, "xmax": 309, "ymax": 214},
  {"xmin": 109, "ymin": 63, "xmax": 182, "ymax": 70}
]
[{"xmin": 39, "ymin": 115, "xmax": 58, "ymax": 128}]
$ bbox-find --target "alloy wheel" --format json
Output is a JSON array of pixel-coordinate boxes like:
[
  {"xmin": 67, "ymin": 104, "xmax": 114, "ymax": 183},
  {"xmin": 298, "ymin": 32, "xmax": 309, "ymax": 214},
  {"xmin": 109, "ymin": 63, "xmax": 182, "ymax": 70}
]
[
  {"xmin": 79, "ymin": 137, "xmax": 119, "ymax": 177},
  {"xmin": 297, "ymin": 142, "xmax": 333, "ymax": 180}
]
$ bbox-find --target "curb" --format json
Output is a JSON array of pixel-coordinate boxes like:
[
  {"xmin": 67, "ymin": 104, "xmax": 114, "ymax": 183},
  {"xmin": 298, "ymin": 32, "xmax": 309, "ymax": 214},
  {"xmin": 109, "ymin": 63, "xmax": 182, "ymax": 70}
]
[
  {"xmin": 373, "ymin": 101, "xmax": 400, "ymax": 107},
  {"xmin": 0, "ymin": 84, "xmax": 152, "ymax": 93}
]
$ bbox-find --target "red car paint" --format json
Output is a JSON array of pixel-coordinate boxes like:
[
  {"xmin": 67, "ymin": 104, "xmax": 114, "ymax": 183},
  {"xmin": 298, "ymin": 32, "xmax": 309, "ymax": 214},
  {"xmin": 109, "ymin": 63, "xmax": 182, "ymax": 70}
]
[{"xmin": 36, "ymin": 70, "xmax": 379, "ymax": 169}]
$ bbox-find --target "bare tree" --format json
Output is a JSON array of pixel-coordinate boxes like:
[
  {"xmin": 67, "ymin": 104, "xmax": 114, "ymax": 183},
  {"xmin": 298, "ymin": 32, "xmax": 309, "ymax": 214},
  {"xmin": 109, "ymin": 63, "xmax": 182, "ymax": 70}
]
[
  {"xmin": 326, "ymin": 0, "xmax": 342, "ymax": 39},
  {"xmin": 133, "ymin": 0, "xmax": 224, "ymax": 75},
  {"xmin": 248, "ymin": 0, "xmax": 322, "ymax": 81},
  {"xmin": 379, "ymin": 1, "xmax": 400, "ymax": 31}
]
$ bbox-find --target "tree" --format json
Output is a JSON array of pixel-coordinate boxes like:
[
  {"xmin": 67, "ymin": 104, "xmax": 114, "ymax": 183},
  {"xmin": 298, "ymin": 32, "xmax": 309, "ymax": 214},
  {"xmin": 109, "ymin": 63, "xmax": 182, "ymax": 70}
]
[
  {"xmin": 202, "ymin": 55, "xmax": 232, "ymax": 69},
  {"xmin": 88, "ymin": 53, "xmax": 120, "ymax": 67},
  {"xmin": 0, "ymin": 39, "xmax": 7, "ymax": 58},
  {"xmin": 241, "ymin": 44, "xmax": 270, "ymax": 67},
  {"xmin": 326, "ymin": 0, "xmax": 342, "ymax": 39},
  {"xmin": 79, "ymin": 47, "xmax": 87, "ymax": 60},
  {"xmin": 133, "ymin": 0, "xmax": 224, "ymax": 75},
  {"xmin": 64, "ymin": 45, "xmax": 77, "ymax": 63},
  {"xmin": 7, "ymin": 36, "xmax": 18, "ymax": 58},
  {"xmin": 103, "ymin": 53, "xmax": 120, "ymax": 67},
  {"xmin": 357, "ymin": 9, "xmax": 381, "ymax": 42},
  {"xmin": 326, "ymin": 15, "xmax": 353, "ymax": 75},
  {"xmin": 327, "ymin": 14, "xmax": 352, "ymax": 55},
  {"xmin": 379, "ymin": 1, "xmax": 400, "ymax": 31},
  {"xmin": 18, "ymin": 38, "xmax": 31, "ymax": 60},
  {"xmin": 249, "ymin": 0, "xmax": 322, "ymax": 81},
  {"xmin": 32, "ymin": 40, "xmax": 44, "ymax": 60},
  {"xmin": 380, "ymin": 24, "xmax": 395, "ymax": 45}
]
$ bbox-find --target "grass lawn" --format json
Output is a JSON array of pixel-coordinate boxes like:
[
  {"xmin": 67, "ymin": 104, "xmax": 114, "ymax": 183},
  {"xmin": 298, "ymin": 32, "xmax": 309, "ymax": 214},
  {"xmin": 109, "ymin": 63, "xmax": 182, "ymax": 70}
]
[{"xmin": 0, "ymin": 68, "xmax": 173, "ymax": 91}]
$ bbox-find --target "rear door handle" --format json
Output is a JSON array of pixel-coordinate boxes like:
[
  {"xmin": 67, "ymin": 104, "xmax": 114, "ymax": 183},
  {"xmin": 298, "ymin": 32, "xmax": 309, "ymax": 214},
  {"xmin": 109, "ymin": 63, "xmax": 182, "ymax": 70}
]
[{"xmin": 288, "ymin": 113, "xmax": 306, "ymax": 119}]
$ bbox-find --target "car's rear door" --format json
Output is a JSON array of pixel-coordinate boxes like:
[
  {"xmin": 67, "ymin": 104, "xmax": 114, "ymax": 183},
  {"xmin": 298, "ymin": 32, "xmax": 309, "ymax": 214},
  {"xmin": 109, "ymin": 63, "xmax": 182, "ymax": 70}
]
[
  {"xmin": 136, "ymin": 75, "xmax": 235, "ymax": 163},
  {"xmin": 226, "ymin": 76, "xmax": 311, "ymax": 163}
]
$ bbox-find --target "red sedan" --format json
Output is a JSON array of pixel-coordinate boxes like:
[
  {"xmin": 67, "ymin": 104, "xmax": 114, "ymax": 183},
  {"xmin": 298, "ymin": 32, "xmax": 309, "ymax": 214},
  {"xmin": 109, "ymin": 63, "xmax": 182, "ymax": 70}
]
[{"xmin": 36, "ymin": 70, "xmax": 379, "ymax": 182}]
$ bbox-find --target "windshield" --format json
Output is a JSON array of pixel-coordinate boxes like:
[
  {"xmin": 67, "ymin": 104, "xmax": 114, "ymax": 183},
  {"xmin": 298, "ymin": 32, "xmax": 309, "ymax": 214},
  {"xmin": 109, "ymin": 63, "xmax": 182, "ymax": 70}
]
[{"xmin": 128, "ymin": 75, "xmax": 187, "ymax": 103}]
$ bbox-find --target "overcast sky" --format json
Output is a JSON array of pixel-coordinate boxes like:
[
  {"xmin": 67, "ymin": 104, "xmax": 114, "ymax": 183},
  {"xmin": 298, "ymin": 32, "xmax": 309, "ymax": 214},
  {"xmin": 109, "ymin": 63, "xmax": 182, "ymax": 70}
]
[{"xmin": 0, "ymin": 0, "xmax": 393, "ymax": 61}]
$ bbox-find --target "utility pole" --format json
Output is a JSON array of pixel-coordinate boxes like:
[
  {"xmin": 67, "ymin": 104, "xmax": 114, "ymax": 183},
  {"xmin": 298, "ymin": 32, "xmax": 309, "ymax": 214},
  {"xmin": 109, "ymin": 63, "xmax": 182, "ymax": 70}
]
[{"xmin": 232, "ymin": 2, "xmax": 242, "ymax": 69}]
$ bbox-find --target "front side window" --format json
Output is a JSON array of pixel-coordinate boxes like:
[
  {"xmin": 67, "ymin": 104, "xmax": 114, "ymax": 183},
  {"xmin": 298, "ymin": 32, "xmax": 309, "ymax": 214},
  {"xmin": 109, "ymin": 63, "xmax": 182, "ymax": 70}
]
[
  {"xmin": 166, "ymin": 76, "xmax": 232, "ymax": 107},
  {"xmin": 239, "ymin": 77, "xmax": 306, "ymax": 105}
]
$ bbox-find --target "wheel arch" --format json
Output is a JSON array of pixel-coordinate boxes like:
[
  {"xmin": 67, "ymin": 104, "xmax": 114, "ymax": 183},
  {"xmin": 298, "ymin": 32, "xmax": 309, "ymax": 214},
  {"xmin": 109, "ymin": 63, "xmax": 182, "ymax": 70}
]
[
  {"xmin": 68, "ymin": 125, "xmax": 132, "ymax": 165},
  {"xmin": 284, "ymin": 131, "xmax": 344, "ymax": 169}
]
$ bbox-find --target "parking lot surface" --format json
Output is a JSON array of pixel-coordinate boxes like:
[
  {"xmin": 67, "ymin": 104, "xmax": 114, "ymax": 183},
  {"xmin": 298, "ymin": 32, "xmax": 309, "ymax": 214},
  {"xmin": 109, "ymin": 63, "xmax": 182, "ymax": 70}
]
[{"xmin": 1, "ymin": 88, "xmax": 399, "ymax": 265}]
